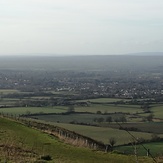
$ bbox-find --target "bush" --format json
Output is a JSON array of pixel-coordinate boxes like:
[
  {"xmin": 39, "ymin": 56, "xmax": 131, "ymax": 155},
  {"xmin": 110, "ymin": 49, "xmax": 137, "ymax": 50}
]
[
  {"xmin": 151, "ymin": 134, "xmax": 161, "ymax": 141},
  {"xmin": 40, "ymin": 155, "xmax": 52, "ymax": 161},
  {"xmin": 97, "ymin": 117, "xmax": 104, "ymax": 123},
  {"xmin": 106, "ymin": 116, "xmax": 112, "ymax": 123},
  {"xmin": 96, "ymin": 111, "xmax": 102, "ymax": 114}
]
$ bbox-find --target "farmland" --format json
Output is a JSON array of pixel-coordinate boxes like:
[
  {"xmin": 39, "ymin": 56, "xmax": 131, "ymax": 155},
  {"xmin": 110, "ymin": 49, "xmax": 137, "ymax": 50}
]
[
  {"xmin": 37, "ymin": 121, "xmax": 158, "ymax": 145},
  {"xmin": 116, "ymin": 142, "xmax": 163, "ymax": 157},
  {"xmin": 1, "ymin": 89, "xmax": 163, "ymax": 156},
  {"xmin": 1, "ymin": 89, "xmax": 163, "ymax": 157},
  {"xmin": 0, "ymin": 55, "xmax": 163, "ymax": 161},
  {"xmin": 2, "ymin": 116, "xmax": 147, "ymax": 163},
  {"xmin": 75, "ymin": 103, "xmax": 142, "ymax": 114},
  {"xmin": 76, "ymin": 98, "xmax": 130, "ymax": 103},
  {"xmin": 0, "ymin": 106, "xmax": 67, "ymax": 115}
]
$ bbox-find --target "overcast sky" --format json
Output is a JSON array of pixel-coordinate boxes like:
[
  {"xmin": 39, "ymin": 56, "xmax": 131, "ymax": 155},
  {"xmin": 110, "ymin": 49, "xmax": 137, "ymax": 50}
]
[{"xmin": 0, "ymin": 0, "xmax": 163, "ymax": 56}]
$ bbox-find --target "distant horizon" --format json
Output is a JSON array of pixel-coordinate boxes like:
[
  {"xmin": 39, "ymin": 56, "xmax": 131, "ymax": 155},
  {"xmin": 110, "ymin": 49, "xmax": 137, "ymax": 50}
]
[{"xmin": 0, "ymin": 51, "xmax": 163, "ymax": 57}]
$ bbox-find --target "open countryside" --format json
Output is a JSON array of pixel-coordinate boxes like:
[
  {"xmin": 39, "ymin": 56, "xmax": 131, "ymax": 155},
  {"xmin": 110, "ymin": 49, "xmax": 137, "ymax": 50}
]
[{"xmin": 0, "ymin": 55, "xmax": 163, "ymax": 162}]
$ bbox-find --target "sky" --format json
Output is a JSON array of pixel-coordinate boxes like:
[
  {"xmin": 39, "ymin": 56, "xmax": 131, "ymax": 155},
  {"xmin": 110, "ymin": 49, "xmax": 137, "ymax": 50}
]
[{"xmin": 0, "ymin": 0, "xmax": 163, "ymax": 56}]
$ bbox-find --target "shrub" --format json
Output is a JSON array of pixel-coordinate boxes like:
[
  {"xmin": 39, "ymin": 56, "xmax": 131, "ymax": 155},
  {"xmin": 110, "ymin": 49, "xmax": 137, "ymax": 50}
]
[
  {"xmin": 96, "ymin": 111, "xmax": 102, "ymax": 114},
  {"xmin": 106, "ymin": 116, "xmax": 112, "ymax": 123},
  {"xmin": 40, "ymin": 155, "xmax": 52, "ymax": 161},
  {"xmin": 151, "ymin": 134, "xmax": 161, "ymax": 141}
]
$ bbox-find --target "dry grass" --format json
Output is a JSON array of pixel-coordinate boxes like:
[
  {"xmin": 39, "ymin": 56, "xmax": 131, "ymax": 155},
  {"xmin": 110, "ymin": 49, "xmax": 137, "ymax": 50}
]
[{"xmin": 0, "ymin": 140, "xmax": 38, "ymax": 162}]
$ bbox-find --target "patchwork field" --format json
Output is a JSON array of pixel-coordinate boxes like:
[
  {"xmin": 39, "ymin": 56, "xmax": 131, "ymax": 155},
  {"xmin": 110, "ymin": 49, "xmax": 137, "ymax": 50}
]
[{"xmin": 1, "ymin": 92, "xmax": 163, "ymax": 159}]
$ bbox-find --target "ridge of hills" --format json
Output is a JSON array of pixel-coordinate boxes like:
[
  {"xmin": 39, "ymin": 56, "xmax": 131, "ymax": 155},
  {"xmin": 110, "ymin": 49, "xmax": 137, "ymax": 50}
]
[{"xmin": 0, "ymin": 52, "xmax": 163, "ymax": 71}]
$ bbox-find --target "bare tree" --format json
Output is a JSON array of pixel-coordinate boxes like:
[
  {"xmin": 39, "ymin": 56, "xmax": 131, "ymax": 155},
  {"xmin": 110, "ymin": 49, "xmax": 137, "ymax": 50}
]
[{"xmin": 109, "ymin": 137, "xmax": 116, "ymax": 151}]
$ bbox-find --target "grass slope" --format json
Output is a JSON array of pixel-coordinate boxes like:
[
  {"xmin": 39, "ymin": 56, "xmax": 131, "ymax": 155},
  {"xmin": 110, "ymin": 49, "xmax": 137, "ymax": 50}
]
[{"xmin": 0, "ymin": 117, "xmax": 152, "ymax": 163}]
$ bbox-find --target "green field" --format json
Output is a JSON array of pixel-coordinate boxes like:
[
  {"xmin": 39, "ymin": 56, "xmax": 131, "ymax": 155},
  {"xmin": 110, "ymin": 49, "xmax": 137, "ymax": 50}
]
[
  {"xmin": 0, "ymin": 116, "xmax": 153, "ymax": 163},
  {"xmin": 0, "ymin": 103, "xmax": 143, "ymax": 115},
  {"xmin": 76, "ymin": 98, "xmax": 130, "ymax": 103},
  {"xmin": 0, "ymin": 89, "xmax": 19, "ymax": 94},
  {"xmin": 33, "ymin": 121, "xmax": 156, "ymax": 145},
  {"xmin": 0, "ymin": 106, "xmax": 67, "ymax": 115},
  {"xmin": 116, "ymin": 142, "xmax": 163, "ymax": 157},
  {"xmin": 75, "ymin": 104, "xmax": 142, "ymax": 114},
  {"xmin": 138, "ymin": 104, "xmax": 163, "ymax": 120},
  {"xmin": 30, "ymin": 113, "xmax": 126, "ymax": 124},
  {"xmin": 151, "ymin": 105, "xmax": 163, "ymax": 119},
  {"xmin": 104, "ymin": 122, "xmax": 163, "ymax": 134}
]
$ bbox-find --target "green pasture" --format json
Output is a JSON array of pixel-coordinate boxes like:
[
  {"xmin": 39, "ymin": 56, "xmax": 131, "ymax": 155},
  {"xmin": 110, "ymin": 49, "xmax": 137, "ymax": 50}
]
[
  {"xmin": 30, "ymin": 96, "xmax": 52, "ymax": 99},
  {"xmin": 105, "ymin": 122, "xmax": 163, "ymax": 134},
  {"xmin": 128, "ymin": 117, "xmax": 143, "ymax": 122},
  {"xmin": 40, "ymin": 122, "xmax": 155, "ymax": 145},
  {"xmin": 0, "ymin": 117, "xmax": 152, "ymax": 163},
  {"xmin": 49, "ymin": 90, "xmax": 77, "ymax": 96},
  {"xmin": 106, "ymin": 122, "xmax": 163, "ymax": 134},
  {"xmin": 76, "ymin": 98, "xmax": 130, "ymax": 103},
  {"xmin": 0, "ymin": 89, "xmax": 19, "ymax": 94},
  {"xmin": 150, "ymin": 105, "xmax": 163, "ymax": 119},
  {"xmin": 116, "ymin": 142, "xmax": 163, "ymax": 157},
  {"xmin": 75, "ymin": 104, "xmax": 142, "ymax": 114},
  {"xmin": 0, "ymin": 106, "xmax": 67, "ymax": 115},
  {"xmin": 138, "ymin": 104, "xmax": 163, "ymax": 119},
  {"xmin": 0, "ymin": 101, "xmax": 17, "ymax": 106},
  {"xmin": 1, "ymin": 98, "xmax": 19, "ymax": 101},
  {"xmin": 30, "ymin": 113, "xmax": 127, "ymax": 124},
  {"xmin": 0, "ymin": 98, "xmax": 20, "ymax": 106}
]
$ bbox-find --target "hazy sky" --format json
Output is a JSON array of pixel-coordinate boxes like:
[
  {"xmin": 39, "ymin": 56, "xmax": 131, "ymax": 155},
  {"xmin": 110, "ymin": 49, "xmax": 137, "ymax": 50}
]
[{"xmin": 0, "ymin": 0, "xmax": 163, "ymax": 55}]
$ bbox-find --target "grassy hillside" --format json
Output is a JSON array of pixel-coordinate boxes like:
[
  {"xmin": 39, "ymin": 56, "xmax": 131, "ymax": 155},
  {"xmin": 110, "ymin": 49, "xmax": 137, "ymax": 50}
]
[{"xmin": 0, "ymin": 116, "xmax": 153, "ymax": 163}]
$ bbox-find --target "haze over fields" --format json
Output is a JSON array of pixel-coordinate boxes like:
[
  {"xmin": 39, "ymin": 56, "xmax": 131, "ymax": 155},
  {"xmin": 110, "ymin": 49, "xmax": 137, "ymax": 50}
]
[{"xmin": 0, "ymin": 54, "xmax": 163, "ymax": 71}]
